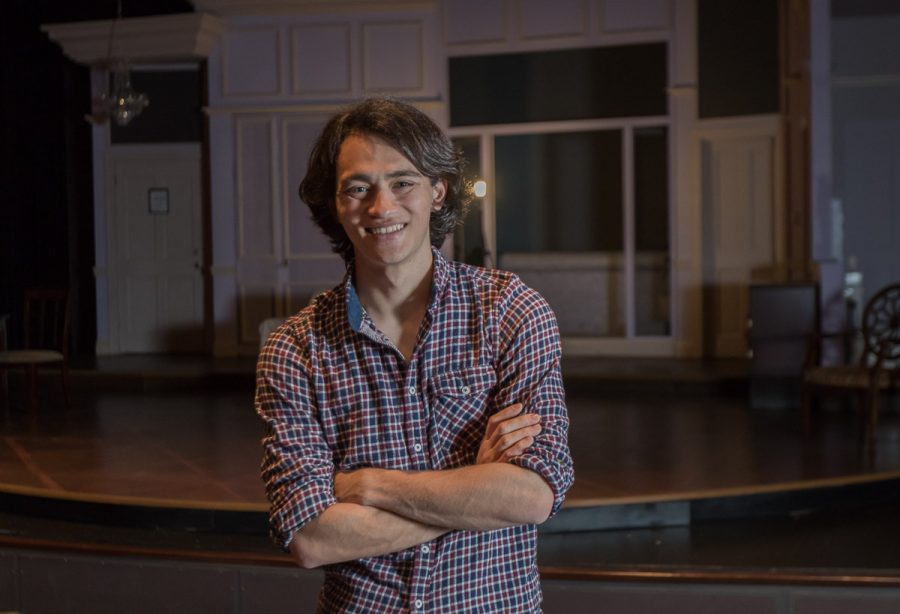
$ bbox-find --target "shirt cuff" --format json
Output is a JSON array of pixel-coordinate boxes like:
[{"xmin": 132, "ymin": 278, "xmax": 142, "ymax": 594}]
[
  {"xmin": 269, "ymin": 478, "xmax": 337, "ymax": 550},
  {"xmin": 509, "ymin": 451, "xmax": 574, "ymax": 519}
]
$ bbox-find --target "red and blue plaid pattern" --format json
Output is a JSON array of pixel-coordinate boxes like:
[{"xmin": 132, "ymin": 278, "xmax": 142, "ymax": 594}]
[{"xmin": 256, "ymin": 249, "xmax": 574, "ymax": 613}]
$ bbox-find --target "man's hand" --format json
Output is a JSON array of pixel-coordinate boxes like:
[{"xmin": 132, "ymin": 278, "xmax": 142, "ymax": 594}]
[
  {"xmin": 334, "ymin": 468, "xmax": 375, "ymax": 506},
  {"xmin": 476, "ymin": 403, "xmax": 542, "ymax": 464},
  {"xmin": 327, "ymin": 402, "xmax": 551, "ymax": 531},
  {"xmin": 333, "ymin": 402, "xmax": 542, "ymax": 504}
]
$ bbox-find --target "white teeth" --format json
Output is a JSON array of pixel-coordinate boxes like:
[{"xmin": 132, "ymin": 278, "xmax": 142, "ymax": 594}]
[{"xmin": 369, "ymin": 223, "xmax": 405, "ymax": 235}]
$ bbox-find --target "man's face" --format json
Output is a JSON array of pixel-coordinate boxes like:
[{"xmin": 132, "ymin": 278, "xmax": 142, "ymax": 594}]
[{"xmin": 335, "ymin": 132, "xmax": 446, "ymax": 277}]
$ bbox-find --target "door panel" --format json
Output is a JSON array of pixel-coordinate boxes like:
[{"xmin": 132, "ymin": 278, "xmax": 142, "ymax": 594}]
[
  {"xmin": 702, "ymin": 135, "xmax": 776, "ymax": 357},
  {"xmin": 233, "ymin": 114, "xmax": 345, "ymax": 353},
  {"xmin": 112, "ymin": 148, "xmax": 203, "ymax": 353}
]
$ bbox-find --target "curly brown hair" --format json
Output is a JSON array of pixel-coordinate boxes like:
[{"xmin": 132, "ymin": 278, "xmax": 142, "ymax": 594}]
[{"xmin": 298, "ymin": 97, "xmax": 471, "ymax": 263}]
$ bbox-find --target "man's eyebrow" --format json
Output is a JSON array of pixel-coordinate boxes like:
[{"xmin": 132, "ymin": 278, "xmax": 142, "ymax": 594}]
[{"xmin": 338, "ymin": 169, "xmax": 423, "ymax": 185}]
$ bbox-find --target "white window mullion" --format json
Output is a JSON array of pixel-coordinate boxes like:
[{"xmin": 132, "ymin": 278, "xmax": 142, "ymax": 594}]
[
  {"xmin": 623, "ymin": 126, "xmax": 636, "ymax": 338},
  {"xmin": 480, "ymin": 133, "xmax": 496, "ymax": 269}
]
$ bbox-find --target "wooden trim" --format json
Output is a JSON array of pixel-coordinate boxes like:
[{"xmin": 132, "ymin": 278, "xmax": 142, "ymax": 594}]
[
  {"xmin": 0, "ymin": 535, "xmax": 294, "ymax": 568},
  {"xmin": 539, "ymin": 566, "xmax": 900, "ymax": 588},
  {"xmin": 3, "ymin": 535, "xmax": 899, "ymax": 588}
]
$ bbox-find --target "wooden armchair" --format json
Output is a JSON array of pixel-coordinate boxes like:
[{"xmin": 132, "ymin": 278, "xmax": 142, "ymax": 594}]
[
  {"xmin": 801, "ymin": 283, "xmax": 900, "ymax": 441},
  {"xmin": 0, "ymin": 288, "xmax": 71, "ymax": 411}
]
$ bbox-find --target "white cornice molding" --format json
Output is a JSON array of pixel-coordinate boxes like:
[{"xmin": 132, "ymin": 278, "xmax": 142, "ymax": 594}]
[
  {"xmin": 41, "ymin": 13, "xmax": 227, "ymax": 66},
  {"xmin": 190, "ymin": 0, "xmax": 435, "ymax": 16}
]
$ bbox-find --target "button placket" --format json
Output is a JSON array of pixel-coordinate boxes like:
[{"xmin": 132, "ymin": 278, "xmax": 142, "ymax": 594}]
[{"xmin": 406, "ymin": 375, "xmax": 425, "ymax": 457}]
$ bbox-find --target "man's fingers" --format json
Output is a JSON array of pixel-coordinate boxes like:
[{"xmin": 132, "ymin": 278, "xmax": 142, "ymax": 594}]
[
  {"xmin": 484, "ymin": 403, "xmax": 524, "ymax": 439},
  {"xmin": 477, "ymin": 404, "xmax": 543, "ymax": 464},
  {"xmin": 500, "ymin": 436, "xmax": 534, "ymax": 461},
  {"xmin": 491, "ymin": 413, "xmax": 540, "ymax": 438},
  {"xmin": 494, "ymin": 424, "xmax": 541, "ymax": 452},
  {"xmin": 488, "ymin": 403, "xmax": 524, "ymax": 425}
]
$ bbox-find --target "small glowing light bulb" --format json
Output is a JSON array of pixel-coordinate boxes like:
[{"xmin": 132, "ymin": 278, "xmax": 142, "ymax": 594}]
[{"xmin": 473, "ymin": 180, "xmax": 487, "ymax": 198}]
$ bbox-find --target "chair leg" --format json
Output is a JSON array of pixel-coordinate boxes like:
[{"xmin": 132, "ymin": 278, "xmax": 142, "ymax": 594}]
[
  {"xmin": 26, "ymin": 364, "xmax": 38, "ymax": 412},
  {"xmin": 801, "ymin": 385, "xmax": 814, "ymax": 435},
  {"xmin": 867, "ymin": 389, "xmax": 881, "ymax": 443},
  {"xmin": 61, "ymin": 364, "xmax": 71, "ymax": 408},
  {"xmin": 0, "ymin": 368, "xmax": 8, "ymax": 412}
]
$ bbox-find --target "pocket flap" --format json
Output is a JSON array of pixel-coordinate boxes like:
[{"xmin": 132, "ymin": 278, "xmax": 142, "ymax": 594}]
[{"xmin": 429, "ymin": 365, "xmax": 497, "ymax": 398}]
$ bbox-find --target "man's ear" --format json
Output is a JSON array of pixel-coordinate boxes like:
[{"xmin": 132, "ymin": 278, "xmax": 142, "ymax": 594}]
[{"xmin": 432, "ymin": 179, "xmax": 448, "ymax": 210}]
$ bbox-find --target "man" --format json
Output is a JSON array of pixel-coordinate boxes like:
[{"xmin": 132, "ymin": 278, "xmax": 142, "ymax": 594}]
[{"xmin": 256, "ymin": 97, "xmax": 573, "ymax": 612}]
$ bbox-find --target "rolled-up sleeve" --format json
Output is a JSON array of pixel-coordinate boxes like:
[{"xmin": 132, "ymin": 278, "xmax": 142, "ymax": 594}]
[
  {"xmin": 494, "ymin": 281, "xmax": 574, "ymax": 518},
  {"xmin": 255, "ymin": 324, "xmax": 336, "ymax": 549}
]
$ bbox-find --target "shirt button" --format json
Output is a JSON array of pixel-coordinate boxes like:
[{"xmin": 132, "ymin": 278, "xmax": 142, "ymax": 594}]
[
  {"xmin": 408, "ymin": 386, "xmax": 416, "ymax": 396},
  {"xmin": 421, "ymin": 545, "xmax": 430, "ymax": 554},
  {"xmin": 413, "ymin": 443, "xmax": 423, "ymax": 452},
  {"xmin": 461, "ymin": 385, "xmax": 470, "ymax": 395},
  {"xmin": 414, "ymin": 599, "xmax": 423, "ymax": 609}
]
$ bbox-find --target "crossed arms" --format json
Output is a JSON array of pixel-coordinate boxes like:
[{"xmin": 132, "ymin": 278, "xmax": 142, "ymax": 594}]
[
  {"xmin": 258, "ymin": 283, "xmax": 574, "ymax": 569},
  {"xmin": 291, "ymin": 404, "xmax": 552, "ymax": 568}
]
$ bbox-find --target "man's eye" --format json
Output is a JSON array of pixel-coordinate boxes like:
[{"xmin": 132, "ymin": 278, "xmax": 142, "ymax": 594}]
[
  {"xmin": 394, "ymin": 181, "xmax": 414, "ymax": 190},
  {"xmin": 343, "ymin": 186, "xmax": 368, "ymax": 198}
]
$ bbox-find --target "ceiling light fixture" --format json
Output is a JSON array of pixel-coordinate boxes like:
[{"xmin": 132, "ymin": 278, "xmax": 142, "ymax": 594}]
[{"xmin": 85, "ymin": 0, "xmax": 148, "ymax": 126}]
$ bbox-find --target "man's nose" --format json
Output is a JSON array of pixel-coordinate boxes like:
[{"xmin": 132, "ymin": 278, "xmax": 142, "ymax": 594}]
[{"xmin": 367, "ymin": 186, "xmax": 396, "ymax": 216}]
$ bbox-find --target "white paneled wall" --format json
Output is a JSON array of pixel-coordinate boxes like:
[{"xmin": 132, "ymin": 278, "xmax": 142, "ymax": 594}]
[
  {"xmin": 602, "ymin": 0, "xmax": 670, "ymax": 32},
  {"xmin": 290, "ymin": 24, "xmax": 352, "ymax": 95},
  {"xmin": 204, "ymin": 0, "xmax": 728, "ymax": 358},
  {"xmin": 207, "ymin": 5, "xmax": 442, "ymax": 355},
  {"xmin": 223, "ymin": 28, "xmax": 282, "ymax": 96},
  {"xmin": 209, "ymin": 9, "xmax": 440, "ymax": 107}
]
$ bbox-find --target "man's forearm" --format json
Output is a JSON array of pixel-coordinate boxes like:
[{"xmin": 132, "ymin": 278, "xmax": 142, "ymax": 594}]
[
  {"xmin": 290, "ymin": 502, "xmax": 448, "ymax": 568},
  {"xmin": 336, "ymin": 463, "xmax": 553, "ymax": 531}
]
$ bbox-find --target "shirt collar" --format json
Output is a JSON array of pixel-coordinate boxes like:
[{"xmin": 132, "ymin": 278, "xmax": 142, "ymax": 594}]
[{"xmin": 344, "ymin": 247, "xmax": 450, "ymax": 333}]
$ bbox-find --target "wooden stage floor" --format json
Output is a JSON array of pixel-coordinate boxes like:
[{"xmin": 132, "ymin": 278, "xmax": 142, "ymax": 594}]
[{"xmin": 2, "ymin": 356, "xmax": 900, "ymax": 513}]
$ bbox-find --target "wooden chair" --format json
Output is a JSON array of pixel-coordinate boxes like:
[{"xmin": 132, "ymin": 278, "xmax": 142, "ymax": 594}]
[
  {"xmin": 801, "ymin": 283, "xmax": 900, "ymax": 441},
  {"xmin": 0, "ymin": 288, "xmax": 71, "ymax": 411}
]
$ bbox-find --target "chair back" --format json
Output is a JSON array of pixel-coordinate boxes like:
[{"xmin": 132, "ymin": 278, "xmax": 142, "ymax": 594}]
[
  {"xmin": 23, "ymin": 288, "xmax": 70, "ymax": 357},
  {"xmin": 861, "ymin": 283, "xmax": 900, "ymax": 365}
]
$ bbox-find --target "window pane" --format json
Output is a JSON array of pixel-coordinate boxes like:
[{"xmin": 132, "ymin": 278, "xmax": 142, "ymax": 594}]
[
  {"xmin": 634, "ymin": 126, "xmax": 670, "ymax": 336},
  {"xmin": 495, "ymin": 130, "xmax": 624, "ymax": 337},
  {"xmin": 451, "ymin": 137, "xmax": 486, "ymax": 266},
  {"xmin": 495, "ymin": 130, "xmax": 621, "ymax": 253},
  {"xmin": 449, "ymin": 44, "xmax": 667, "ymax": 126}
]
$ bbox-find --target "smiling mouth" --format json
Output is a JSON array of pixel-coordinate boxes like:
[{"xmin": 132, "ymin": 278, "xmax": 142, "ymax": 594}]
[{"xmin": 367, "ymin": 223, "xmax": 406, "ymax": 235}]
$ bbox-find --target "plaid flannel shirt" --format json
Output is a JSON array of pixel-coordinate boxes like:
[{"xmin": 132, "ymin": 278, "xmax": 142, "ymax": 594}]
[{"xmin": 256, "ymin": 249, "xmax": 574, "ymax": 613}]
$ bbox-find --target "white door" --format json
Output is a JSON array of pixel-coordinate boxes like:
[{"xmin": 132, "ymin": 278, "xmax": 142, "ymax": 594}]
[
  {"xmin": 111, "ymin": 146, "xmax": 204, "ymax": 353},
  {"xmin": 701, "ymin": 131, "xmax": 778, "ymax": 357}
]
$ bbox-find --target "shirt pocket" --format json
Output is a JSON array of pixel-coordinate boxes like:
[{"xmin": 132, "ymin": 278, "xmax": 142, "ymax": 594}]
[{"xmin": 428, "ymin": 364, "xmax": 497, "ymax": 467}]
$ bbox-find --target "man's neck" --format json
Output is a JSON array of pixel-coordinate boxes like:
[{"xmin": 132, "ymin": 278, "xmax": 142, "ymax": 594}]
[{"xmin": 354, "ymin": 253, "xmax": 434, "ymax": 358}]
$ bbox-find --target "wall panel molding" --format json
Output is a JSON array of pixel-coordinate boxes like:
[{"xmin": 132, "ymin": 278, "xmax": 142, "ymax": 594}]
[
  {"xmin": 517, "ymin": 0, "xmax": 589, "ymax": 41},
  {"xmin": 443, "ymin": 0, "xmax": 508, "ymax": 45},
  {"xmin": 290, "ymin": 23, "xmax": 353, "ymax": 95},
  {"xmin": 222, "ymin": 27, "xmax": 283, "ymax": 96},
  {"xmin": 362, "ymin": 21, "xmax": 424, "ymax": 92},
  {"xmin": 235, "ymin": 117, "xmax": 278, "ymax": 258},
  {"xmin": 602, "ymin": 0, "xmax": 671, "ymax": 33}
]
